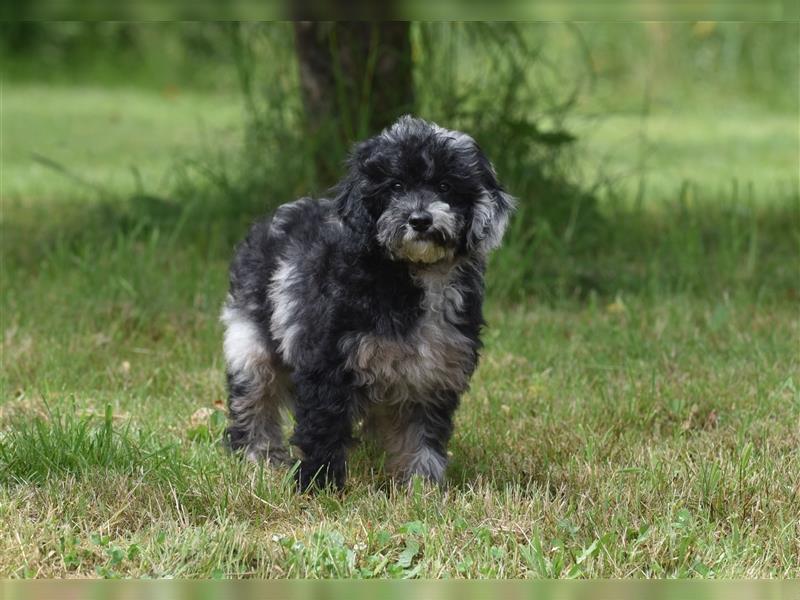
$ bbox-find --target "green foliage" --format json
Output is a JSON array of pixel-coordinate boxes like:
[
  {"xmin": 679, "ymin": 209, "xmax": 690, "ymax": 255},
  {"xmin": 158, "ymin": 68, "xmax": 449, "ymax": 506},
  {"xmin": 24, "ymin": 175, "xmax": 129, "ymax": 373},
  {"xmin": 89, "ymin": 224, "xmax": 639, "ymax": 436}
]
[
  {"xmin": 3, "ymin": 23, "xmax": 796, "ymax": 301},
  {"xmin": 566, "ymin": 22, "xmax": 799, "ymax": 112},
  {"xmin": 0, "ymin": 22, "xmax": 243, "ymax": 91}
]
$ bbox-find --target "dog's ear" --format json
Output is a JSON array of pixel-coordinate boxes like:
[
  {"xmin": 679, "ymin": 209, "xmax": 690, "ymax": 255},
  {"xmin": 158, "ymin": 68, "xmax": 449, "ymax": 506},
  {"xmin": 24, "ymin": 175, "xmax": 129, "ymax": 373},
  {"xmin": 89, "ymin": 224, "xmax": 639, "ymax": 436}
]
[
  {"xmin": 334, "ymin": 138, "xmax": 380, "ymax": 233},
  {"xmin": 467, "ymin": 148, "xmax": 517, "ymax": 254}
]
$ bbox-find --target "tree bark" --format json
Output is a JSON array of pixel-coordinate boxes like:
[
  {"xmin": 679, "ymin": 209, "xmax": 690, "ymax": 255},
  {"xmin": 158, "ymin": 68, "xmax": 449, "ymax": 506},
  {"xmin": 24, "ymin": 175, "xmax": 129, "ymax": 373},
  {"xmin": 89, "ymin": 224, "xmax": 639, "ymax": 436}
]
[{"xmin": 293, "ymin": 22, "xmax": 414, "ymax": 186}]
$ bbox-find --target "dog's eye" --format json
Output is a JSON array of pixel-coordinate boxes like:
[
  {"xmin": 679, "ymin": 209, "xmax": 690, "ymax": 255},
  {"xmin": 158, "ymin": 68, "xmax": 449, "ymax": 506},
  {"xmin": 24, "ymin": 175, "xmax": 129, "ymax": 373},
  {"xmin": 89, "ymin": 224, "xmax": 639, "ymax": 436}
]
[
  {"xmin": 391, "ymin": 181, "xmax": 404, "ymax": 192},
  {"xmin": 438, "ymin": 181, "xmax": 451, "ymax": 193}
]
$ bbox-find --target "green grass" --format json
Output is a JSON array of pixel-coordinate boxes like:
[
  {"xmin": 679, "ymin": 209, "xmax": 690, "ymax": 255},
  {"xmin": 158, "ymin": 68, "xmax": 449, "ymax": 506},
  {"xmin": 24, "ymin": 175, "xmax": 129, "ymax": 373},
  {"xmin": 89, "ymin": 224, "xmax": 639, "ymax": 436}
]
[
  {"xmin": 2, "ymin": 293, "xmax": 798, "ymax": 577},
  {"xmin": 1, "ymin": 75, "xmax": 799, "ymax": 578},
  {"xmin": 570, "ymin": 111, "xmax": 798, "ymax": 202},
  {"xmin": 1, "ymin": 83, "xmax": 242, "ymax": 201}
]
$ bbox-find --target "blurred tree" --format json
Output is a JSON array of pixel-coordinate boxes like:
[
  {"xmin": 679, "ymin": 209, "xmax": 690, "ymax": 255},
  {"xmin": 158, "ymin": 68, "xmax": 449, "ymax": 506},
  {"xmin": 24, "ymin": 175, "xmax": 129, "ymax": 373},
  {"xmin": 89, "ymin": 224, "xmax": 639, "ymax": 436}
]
[{"xmin": 292, "ymin": 22, "xmax": 414, "ymax": 185}]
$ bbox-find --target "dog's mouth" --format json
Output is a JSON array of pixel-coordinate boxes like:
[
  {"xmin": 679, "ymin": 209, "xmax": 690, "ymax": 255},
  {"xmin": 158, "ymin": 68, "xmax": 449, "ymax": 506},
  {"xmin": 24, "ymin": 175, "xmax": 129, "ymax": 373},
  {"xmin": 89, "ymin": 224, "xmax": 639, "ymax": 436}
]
[{"xmin": 395, "ymin": 229, "xmax": 455, "ymax": 264}]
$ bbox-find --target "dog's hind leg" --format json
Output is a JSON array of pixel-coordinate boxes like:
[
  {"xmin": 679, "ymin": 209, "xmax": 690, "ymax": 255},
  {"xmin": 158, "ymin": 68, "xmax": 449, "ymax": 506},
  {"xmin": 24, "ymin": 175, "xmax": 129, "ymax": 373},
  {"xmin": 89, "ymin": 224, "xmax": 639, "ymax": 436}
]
[
  {"xmin": 222, "ymin": 304, "xmax": 291, "ymax": 465},
  {"xmin": 225, "ymin": 368, "xmax": 292, "ymax": 465}
]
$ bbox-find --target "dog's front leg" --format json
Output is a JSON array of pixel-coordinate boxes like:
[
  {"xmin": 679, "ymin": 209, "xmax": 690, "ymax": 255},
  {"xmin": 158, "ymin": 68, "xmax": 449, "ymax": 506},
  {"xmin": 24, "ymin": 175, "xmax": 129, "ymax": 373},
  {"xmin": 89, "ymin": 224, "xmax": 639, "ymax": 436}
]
[
  {"xmin": 290, "ymin": 375, "xmax": 355, "ymax": 492},
  {"xmin": 385, "ymin": 392, "xmax": 459, "ymax": 487}
]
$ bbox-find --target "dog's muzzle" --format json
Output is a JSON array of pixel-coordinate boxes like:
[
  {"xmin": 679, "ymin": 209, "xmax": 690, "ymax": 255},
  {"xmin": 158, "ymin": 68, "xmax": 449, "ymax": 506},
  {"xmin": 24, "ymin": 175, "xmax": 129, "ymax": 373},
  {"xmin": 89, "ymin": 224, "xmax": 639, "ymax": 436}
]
[{"xmin": 377, "ymin": 199, "xmax": 461, "ymax": 265}]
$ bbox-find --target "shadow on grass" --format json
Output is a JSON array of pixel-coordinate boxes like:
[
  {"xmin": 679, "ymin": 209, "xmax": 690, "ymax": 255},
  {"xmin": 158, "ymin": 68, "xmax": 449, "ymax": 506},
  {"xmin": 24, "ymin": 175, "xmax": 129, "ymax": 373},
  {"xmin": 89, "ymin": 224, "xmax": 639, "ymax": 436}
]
[{"xmin": 4, "ymin": 174, "xmax": 797, "ymax": 304}]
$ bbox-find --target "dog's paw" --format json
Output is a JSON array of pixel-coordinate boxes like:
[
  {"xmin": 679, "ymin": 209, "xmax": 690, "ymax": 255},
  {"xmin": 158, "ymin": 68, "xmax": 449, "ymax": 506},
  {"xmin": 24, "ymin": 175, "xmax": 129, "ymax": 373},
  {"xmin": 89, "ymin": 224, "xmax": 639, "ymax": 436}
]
[
  {"xmin": 247, "ymin": 446, "xmax": 293, "ymax": 467},
  {"xmin": 295, "ymin": 458, "xmax": 346, "ymax": 493}
]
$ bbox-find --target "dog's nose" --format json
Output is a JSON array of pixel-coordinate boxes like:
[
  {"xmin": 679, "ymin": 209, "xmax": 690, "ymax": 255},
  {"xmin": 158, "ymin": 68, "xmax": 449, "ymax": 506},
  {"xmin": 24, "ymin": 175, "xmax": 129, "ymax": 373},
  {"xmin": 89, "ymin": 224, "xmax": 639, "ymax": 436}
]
[{"xmin": 408, "ymin": 211, "xmax": 433, "ymax": 232}]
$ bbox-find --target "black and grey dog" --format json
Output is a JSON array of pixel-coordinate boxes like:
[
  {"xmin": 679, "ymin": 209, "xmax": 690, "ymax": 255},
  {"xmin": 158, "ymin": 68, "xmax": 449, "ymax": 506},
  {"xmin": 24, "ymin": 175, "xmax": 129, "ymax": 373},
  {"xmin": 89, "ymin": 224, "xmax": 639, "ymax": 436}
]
[{"xmin": 221, "ymin": 115, "xmax": 515, "ymax": 491}]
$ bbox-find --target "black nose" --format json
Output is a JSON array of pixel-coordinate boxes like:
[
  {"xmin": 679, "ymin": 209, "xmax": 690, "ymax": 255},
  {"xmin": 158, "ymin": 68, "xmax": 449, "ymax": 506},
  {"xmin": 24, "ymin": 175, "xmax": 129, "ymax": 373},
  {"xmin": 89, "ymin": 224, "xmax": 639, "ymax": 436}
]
[{"xmin": 408, "ymin": 211, "xmax": 433, "ymax": 232}]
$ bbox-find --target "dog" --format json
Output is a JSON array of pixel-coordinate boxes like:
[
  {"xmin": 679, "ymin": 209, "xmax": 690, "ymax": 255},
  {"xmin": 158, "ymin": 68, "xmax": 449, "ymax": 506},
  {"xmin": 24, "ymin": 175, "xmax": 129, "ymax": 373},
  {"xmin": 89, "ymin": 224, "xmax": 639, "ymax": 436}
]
[{"xmin": 221, "ymin": 115, "xmax": 515, "ymax": 491}]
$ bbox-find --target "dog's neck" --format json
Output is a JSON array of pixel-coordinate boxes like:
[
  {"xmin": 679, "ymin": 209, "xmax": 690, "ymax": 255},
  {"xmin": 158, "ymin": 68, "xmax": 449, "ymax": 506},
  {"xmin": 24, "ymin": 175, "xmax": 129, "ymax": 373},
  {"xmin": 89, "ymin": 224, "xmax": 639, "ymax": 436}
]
[{"xmin": 408, "ymin": 257, "xmax": 459, "ymax": 280}]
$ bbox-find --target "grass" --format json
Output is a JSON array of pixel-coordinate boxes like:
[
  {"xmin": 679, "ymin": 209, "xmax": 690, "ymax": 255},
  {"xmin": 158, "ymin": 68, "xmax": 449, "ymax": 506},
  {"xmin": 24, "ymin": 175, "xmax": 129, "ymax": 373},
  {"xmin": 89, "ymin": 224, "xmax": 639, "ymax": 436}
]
[
  {"xmin": 1, "ymin": 83, "xmax": 242, "ymax": 201},
  {"xmin": 569, "ymin": 111, "xmax": 798, "ymax": 203},
  {"xmin": 1, "ymin": 53, "xmax": 799, "ymax": 578},
  {"xmin": 2, "ymin": 294, "xmax": 798, "ymax": 577}
]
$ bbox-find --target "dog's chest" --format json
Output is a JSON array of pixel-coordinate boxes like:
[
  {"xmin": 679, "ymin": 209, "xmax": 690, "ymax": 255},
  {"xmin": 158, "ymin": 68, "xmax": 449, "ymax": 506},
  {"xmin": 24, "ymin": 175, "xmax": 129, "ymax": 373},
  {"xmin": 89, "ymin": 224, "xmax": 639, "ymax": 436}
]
[{"xmin": 344, "ymin": 276, "xmax": 475, "ymax": 402}]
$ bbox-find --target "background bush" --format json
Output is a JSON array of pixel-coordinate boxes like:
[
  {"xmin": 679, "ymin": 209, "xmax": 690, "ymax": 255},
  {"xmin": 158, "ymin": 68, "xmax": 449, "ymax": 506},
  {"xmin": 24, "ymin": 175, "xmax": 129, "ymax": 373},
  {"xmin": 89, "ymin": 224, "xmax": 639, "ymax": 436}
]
[{"xmin": 2, "ymin": 22, "xmax": 797, "ymax": 302}]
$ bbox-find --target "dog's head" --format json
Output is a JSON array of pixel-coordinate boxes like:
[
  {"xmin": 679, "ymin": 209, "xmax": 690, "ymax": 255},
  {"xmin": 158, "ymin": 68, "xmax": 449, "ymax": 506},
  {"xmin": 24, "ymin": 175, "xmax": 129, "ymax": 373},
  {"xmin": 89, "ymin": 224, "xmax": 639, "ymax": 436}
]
[{"xmin": 334, "ymin": 116, "xmax": 516, "ymax": 265}]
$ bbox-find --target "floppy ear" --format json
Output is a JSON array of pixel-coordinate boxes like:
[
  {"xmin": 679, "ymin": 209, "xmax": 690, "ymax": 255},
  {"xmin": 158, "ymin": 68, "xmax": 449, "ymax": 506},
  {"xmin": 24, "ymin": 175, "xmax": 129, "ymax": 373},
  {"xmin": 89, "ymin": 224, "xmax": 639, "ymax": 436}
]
[
  {"xmin": 467, "ymin": 151, "xmax": 517, "ymax": 254},
  {"xmin": 333, "ymin": 138, "xmax": 378, "ymax": 233}
]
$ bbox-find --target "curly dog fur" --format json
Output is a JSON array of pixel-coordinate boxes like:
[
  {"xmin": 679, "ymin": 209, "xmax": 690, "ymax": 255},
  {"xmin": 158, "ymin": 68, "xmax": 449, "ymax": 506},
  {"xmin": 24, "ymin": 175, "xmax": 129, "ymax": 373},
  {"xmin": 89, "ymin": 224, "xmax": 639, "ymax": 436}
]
[{"xmin": 221, "ymin": 116, "xmax": 515, "ymax": 491}]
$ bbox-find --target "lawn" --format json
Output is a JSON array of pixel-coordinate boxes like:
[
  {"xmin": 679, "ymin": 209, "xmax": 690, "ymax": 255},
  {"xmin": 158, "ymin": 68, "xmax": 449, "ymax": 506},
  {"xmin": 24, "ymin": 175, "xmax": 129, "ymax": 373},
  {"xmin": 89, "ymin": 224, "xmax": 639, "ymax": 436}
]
[
  {"xmin": 2, "ymin": 84, "xmax": 243, "ymax": 202},
  {"xmin": 1, "ymin": 81, "xmax": 798, "ymax": 578}
]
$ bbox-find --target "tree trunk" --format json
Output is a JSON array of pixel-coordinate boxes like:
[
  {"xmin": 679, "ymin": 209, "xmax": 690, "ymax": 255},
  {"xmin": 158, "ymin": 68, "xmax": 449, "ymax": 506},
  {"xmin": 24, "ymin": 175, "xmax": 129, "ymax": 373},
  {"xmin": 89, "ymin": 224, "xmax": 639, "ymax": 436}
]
[{"xmin": 293, "ymin": 21, "xmax": 414, "ymax": 186}]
